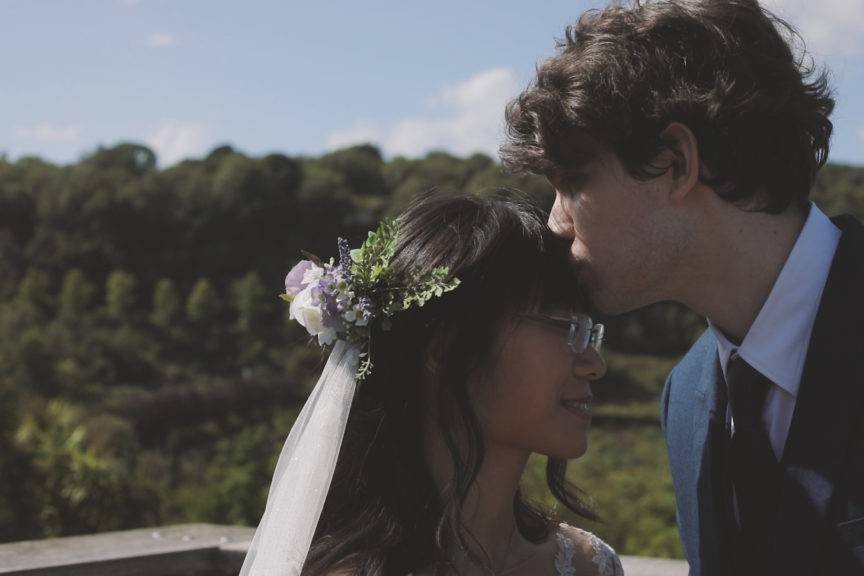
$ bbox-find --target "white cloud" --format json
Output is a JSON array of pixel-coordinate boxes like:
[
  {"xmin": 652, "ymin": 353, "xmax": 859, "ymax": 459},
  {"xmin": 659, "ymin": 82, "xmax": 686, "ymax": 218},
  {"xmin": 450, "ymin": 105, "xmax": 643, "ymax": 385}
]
[
  {"xmin": 118, "ymin": 0, "xmax": 141, "ymax": 6},
  {"xmin": 763, "ymin": 0, "xmax": 864, "ymax": 57},
  {"xmin": 145, "ymin": 33, "xmax": 176, "ymax": 48},
  {"xmin": 327, "ymin": 67, "xmax": 521, "ymax": 158},
  {"xmin": 15, "ymin": 123, "xmax": 81, "ymax": 144},
  {"xmin": 146, "ymin": 121, "xmax": 207, "ymax": 166}
]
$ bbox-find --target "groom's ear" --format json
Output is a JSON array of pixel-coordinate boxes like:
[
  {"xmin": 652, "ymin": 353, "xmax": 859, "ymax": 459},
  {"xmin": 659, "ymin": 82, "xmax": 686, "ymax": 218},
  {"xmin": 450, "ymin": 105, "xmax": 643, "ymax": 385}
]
[{"xmin": 659, "ymin": 122, "xmax": 700, "ymax": 204}]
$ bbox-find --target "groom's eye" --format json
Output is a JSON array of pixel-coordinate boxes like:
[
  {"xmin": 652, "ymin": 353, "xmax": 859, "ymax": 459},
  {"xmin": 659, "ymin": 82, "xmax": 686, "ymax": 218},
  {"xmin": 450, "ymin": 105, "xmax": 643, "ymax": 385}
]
[{"xmin": 560, "ymin": 175, "xmax": 587, "ymax": 197}]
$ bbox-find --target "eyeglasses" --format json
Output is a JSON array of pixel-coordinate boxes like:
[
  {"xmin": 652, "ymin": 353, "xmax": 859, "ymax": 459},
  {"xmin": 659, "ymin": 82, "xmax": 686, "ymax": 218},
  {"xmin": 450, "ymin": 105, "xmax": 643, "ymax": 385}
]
[{"xmin": 517, "ymin": 312, "xmax": 605, "ymax": 354}]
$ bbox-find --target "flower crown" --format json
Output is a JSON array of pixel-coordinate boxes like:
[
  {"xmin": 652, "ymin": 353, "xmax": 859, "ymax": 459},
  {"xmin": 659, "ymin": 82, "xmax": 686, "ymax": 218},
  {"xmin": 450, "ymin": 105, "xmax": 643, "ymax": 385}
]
[{"xmin": 281, "ymin": 219, "xmax": 460, "ymax": 380}]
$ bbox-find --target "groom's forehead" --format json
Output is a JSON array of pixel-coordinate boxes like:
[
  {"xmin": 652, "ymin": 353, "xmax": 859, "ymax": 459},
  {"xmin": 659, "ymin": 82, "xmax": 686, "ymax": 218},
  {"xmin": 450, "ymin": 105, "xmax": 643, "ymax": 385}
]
[
  {"xmin": 549, "ymin": 135, "xmax": 610, "ymax": 179},
  {"xmin": 554, "ymin": 139, "xmax": 623, "ymax": 179}
]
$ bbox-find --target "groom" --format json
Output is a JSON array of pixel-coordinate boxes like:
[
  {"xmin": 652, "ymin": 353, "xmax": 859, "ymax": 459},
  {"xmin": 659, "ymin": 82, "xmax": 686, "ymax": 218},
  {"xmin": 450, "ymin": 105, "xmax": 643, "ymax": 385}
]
[{"xmin": 501, "ymin": 0, "xmax": 864, "ymax": 574}]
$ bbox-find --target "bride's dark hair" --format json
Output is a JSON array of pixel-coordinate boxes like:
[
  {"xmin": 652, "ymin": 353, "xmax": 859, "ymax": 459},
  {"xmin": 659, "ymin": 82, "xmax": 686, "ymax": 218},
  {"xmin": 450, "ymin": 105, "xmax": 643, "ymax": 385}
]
[{"xmin": 303, "ymin": 192, "xmax": 596, "ymax": 576}]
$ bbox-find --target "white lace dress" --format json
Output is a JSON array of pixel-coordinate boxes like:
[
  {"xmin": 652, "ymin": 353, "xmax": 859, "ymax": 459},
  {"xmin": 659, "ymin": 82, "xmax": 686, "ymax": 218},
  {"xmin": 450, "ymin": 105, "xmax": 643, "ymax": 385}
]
[
  {"xmin": 554, "ymin": 523, "xmax": 624, "ymax": 576},
  {"xmin": 407, "ymin": 522, "xmax": 623, "ymax": 576}
]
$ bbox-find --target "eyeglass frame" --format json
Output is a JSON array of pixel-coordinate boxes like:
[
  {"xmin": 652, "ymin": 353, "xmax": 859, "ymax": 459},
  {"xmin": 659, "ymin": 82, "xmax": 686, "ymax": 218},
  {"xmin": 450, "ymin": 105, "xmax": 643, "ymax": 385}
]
[{"xmin": 515, "ymin": 311, "xmax": 605, "ymax": 354}]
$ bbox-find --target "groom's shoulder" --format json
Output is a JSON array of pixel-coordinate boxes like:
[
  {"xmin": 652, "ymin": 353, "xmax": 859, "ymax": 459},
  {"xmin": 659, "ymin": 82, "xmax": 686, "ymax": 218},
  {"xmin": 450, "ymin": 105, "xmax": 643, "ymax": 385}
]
[
  {"xmin": 833, "ymin": 213, "xmax": 864, "ymax": 258},
  {"xmin": 827, "ymin": 213, "xmax": 864, "ymax": 313},
  {"xmin": 833, "ymin": 213, "xmax": 864, "ymax": 233},
  {"xmin": 660, "ymin": 329, "xmax": 716, "ymax": 429},
  {"xmin": 669, "ymin": 328, "xmax": 716, "ymax": 386}
]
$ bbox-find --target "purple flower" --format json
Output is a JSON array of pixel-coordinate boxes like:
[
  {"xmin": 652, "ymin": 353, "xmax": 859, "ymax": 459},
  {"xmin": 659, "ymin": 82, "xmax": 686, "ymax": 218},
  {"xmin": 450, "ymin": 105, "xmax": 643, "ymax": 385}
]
[
  {"xmin": 358, "ymin": 295, "xmax": 376, "ymax": 321},
  {"xmin": 336, "ymin": 238, "xmax": 353, "ymax": 278},
  {"xmin": 284, "ymin": 260, "xmax": 315, "ymax": 297}
]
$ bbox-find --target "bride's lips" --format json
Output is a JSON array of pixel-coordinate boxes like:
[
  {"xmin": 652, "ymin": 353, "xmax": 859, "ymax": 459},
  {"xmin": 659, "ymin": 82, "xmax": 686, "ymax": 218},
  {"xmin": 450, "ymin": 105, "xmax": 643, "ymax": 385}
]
[{"xmin": 561, "ymin": 395, "xmax": 593, "ymax": 420}]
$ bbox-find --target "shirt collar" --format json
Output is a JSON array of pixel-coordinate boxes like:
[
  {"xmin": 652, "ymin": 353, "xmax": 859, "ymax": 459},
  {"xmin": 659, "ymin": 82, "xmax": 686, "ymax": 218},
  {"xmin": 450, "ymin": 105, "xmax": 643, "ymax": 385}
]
[{"xmin": 711, "ymin": 203, "xmax": 841, "ymax": 395}]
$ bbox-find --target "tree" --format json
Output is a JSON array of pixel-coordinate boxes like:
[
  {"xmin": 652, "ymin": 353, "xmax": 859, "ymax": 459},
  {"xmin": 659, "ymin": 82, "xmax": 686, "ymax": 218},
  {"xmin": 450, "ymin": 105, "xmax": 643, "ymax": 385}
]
[
  {"xmin": 15, "ymin": 269, "xmax": 54, "ymax": 320},
  {"xmin": 186, "ymin": 279, "xmax": 221, "ymax": 325},
  {"xmin": 150, "ymin": 278, "xmax": 181, "ymax": 329},
  {"xmin": 80, "ymin": 144, "xmax": 157, "ymax": 178},
  {"xmin": 105, "ymin": 270, "xmax": 137, "ymax": 320},
  {"xmin": 319, "ymin": 144, "xmax": 386, "ymax": 197},
  {"xmin": 14, "ymin": 400, "xmax": 153, "ymax": 537},
  {"xmin": 58, "ymin": 269, "xmax": 94, "ymax": 322},
  {"xmin": 230, "ymin": 272, "xmax": 272, "ymax": 365},
  {"xmin": 186, "ymin": 279, "xmax": 223, "ymax": 360},
  {"xmin": 0, "ymin": 376, "xmax": 40, "ymax": 541}
]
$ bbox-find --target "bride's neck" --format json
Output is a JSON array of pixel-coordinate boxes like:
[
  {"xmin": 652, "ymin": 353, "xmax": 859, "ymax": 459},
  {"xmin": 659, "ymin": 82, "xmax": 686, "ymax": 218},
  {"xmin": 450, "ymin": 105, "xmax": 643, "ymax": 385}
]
[
  {"xmin": 425, "ymin": 425, "xmax": 531, "ymax": 572},
  {"xmin": 464, "ymin": 445, "xmax": 530, "ymax": 555}
]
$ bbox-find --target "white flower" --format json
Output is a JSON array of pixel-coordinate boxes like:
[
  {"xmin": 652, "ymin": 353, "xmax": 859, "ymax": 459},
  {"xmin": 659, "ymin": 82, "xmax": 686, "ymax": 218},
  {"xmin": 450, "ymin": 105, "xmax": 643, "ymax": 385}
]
[
  {"xmin": 317, "ymin": 328, "xmax": 338, "ymax": 347},
  {"xmin": 289, "ymin": 285, "xmax": 326, "ymax": 336},
  {"xmin": 301, "ymin": 265, "xmax": 325, "ymax": 287}
]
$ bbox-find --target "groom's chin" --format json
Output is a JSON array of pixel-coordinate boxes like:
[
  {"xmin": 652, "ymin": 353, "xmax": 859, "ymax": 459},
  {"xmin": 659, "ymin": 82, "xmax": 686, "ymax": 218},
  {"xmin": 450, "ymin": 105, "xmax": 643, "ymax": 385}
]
[
  {"xmin": 581, "ymin": 280, "xmax": 621, "ymax": 316},
  {"xmin": 575, "ymin": 266, "xmax": 625, "ymax": 316},
  {"xmin": 586, "ymin": 280, "xmax": 646, "ymax": 316},
  {"xmin": 592, "ymin": 293, "xmax": 633, "ymax": 316}
]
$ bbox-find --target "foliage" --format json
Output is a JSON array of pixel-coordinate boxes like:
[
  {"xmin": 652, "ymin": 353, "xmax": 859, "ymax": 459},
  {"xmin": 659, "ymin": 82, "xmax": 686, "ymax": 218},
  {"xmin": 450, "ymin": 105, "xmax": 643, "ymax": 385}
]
[
  {"xmin": 13, "ymin": 400, "xmax": 155, "ymax": 537},
  {"xmin": 150, "ymin": 278, "xmax": 182, "ymax": 329},
  {"xmin": 59, "ymin": 269, "xmax": 95, "ymax": 321},
  {"xmin": 521, "ymin": 423, "xmax": 684, "ymax": 559},
  {"xmin": 348, "ymin": 218, "xmax": 400, "ymax": 286},
  {"xmin": 0, "ymin": 142, "xmax": 860, "ymax": 558},
  {"xmin": 347, "ymin": 219, "xmax": 460, "ymax": 315},
  {"xmin": 105, "ymin": 270, "xmax": 137, "ymax": 319}
]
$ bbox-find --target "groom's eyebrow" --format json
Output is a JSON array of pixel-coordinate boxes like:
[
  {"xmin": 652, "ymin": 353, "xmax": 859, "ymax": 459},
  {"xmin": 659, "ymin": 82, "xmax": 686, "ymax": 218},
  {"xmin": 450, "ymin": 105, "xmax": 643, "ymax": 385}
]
[
  {"xmin": 559, "ymin": 172, "xmax": 589, "ymax": 194},
  {"xmin": 558, "ymin": 132, "xmax": 602, "ymax": 168}
]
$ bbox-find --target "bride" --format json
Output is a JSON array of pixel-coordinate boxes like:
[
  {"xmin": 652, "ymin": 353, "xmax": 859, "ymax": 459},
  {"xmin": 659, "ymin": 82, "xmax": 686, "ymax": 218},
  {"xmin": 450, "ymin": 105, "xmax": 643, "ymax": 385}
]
[{"xmin": 240, "ymin": 193, "xmax": 624, "ymax": 576}]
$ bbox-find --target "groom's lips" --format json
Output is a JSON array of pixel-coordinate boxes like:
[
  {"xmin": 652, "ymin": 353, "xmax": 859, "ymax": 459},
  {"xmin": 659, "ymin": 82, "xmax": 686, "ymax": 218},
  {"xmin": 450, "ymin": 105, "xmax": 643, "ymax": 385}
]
[{"xmin": 561, "ymin": 396, "xmax": 593, "ymax": 420}]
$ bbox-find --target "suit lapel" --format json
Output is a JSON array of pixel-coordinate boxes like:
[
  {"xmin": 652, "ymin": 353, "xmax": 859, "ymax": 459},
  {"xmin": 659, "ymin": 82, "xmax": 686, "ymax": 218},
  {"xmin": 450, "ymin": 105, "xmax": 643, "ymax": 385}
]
[
  {"xmin": 774, "ymin": 215, "xmax": 864, "ymax": 572},
  {"xmin": 692, "ymin": 355, "xmax": 732, "ymax": 573}
]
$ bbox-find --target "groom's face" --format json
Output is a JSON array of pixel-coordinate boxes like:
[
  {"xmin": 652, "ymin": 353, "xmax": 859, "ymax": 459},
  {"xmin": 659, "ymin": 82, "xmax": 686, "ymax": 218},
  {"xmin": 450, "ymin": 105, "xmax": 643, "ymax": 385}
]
[{"xmin": 547, "ymin": 147, "xmax": 677, "ymax": 315}]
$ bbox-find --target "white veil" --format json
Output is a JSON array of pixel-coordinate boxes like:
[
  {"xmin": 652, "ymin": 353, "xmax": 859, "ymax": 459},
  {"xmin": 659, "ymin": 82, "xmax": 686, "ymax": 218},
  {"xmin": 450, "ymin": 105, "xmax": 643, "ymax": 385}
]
[{"xmin": 240, "ymin": 341, "xmax": 361, "ymax": 576}]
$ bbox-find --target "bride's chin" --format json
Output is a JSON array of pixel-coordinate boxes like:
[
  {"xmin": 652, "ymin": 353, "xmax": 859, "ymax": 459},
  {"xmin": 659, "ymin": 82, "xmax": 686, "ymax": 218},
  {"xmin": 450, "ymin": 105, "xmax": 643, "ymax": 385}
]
[{"xmin": 544, "ymin": 442, "xmax": 588, "ymax": 461}]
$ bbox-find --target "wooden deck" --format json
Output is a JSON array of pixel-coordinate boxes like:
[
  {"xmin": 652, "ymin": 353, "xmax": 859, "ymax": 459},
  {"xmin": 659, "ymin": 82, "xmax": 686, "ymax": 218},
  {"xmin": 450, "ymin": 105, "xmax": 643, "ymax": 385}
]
[{"xmin": 0, "ymin": 524, "xmax": 688, "ymax": 575}]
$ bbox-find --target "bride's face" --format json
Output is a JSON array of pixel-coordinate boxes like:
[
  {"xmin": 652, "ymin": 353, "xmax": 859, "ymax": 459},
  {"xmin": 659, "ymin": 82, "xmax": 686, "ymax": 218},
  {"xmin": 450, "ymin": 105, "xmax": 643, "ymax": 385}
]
[{"xmin": 471, "ymin": 308, "xmax": 606, "ymax": 460}]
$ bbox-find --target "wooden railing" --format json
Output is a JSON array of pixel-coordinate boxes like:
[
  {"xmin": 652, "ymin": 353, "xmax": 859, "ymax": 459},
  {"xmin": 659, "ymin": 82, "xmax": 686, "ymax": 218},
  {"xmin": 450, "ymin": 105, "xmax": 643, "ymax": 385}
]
[{"xmin": 0, "ymin": 524, "xmax": 688, "ymax": 575}]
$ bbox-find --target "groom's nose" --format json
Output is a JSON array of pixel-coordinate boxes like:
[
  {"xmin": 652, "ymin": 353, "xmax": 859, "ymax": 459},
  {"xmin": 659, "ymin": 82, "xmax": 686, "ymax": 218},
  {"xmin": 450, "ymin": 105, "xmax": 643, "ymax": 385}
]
[{"xmin": 548, "ymin": 192, "xmax": 575, "ymax": 239}]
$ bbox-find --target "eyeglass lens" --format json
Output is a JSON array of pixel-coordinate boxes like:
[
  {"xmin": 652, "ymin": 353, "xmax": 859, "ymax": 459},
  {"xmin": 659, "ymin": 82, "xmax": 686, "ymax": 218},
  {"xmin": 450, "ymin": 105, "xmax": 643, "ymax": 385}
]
[{"xmin": 568, "ymin": 314, "xmax": 604, "ymax": 353}]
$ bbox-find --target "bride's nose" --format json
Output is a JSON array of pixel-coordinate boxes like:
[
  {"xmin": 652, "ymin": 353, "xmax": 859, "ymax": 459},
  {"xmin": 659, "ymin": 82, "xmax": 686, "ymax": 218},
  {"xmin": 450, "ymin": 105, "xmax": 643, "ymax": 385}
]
[{"xmin": 571, "ymin": 348, "xmax": 607, "ymax": 381}]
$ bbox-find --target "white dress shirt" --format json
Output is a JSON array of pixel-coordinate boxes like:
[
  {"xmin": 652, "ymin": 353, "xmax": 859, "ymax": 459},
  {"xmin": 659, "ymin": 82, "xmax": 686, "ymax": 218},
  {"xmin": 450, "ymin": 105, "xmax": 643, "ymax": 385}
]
[{"xmin": 710, "ymin": 203, "xmax": 841, "ymax": 461}]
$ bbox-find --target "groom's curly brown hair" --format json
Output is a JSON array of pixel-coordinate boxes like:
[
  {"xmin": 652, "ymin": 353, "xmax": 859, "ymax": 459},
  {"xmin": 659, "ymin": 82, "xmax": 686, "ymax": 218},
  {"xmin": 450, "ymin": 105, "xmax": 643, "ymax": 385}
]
[{"xmin": 501, "ymin": 0, "xmax": 835, "ymax": 214}]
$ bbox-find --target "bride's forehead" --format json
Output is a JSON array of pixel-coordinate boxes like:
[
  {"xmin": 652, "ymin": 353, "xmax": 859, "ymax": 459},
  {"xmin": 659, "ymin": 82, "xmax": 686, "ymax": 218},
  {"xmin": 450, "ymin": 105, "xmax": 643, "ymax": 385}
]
[{"xmin": 521, "ymin": 298, "xmax": 577, "ymax": 316}]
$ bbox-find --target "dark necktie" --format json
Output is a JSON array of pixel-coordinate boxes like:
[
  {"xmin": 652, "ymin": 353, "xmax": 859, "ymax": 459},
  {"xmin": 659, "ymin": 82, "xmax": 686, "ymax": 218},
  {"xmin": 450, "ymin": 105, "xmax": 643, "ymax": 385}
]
[{"xmin": 726, "ymin": 354, "xmax": 781, "ymax": 572}]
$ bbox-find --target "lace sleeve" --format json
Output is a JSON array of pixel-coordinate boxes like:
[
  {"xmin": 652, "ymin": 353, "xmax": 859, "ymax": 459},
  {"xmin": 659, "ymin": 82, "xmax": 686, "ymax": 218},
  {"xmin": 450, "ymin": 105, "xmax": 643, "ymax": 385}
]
[
  {"xmin": 587, "ymin": 532, "xmax": 624, "ymax": 576},
  {"xmin": 555, "ymin": 523, "xmax": 624, "ymax": 576}
]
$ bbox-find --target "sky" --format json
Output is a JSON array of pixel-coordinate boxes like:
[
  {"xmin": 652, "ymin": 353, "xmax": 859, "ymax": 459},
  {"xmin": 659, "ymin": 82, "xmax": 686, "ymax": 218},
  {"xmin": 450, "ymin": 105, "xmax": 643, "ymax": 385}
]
[{"xmin": 2, "ymin": 0, "xmax": 863, "ymax": 168}]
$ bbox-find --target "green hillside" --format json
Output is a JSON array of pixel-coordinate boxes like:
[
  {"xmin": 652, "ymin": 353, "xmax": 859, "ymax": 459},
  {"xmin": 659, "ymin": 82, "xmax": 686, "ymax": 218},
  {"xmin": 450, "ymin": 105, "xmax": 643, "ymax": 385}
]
[{"xmin": 0, "ymin": 144, "xmax": 861, "ymax": 557}]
